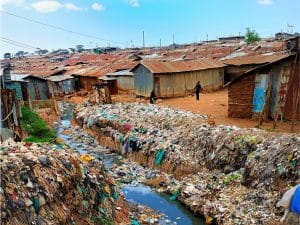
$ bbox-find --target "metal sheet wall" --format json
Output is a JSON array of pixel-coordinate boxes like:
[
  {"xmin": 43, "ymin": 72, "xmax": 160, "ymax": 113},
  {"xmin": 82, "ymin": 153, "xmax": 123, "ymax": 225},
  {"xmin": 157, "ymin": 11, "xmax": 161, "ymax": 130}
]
[
  {"xmin": 158, "ymin": 68, "xmax": 224, "ymax": 97},
  {"xmin": 6, "ymin": 82, "xmax": 23, "ymax": 100},
  {"xmin": 26, "ymin": 78, "xmax": 49, "ymax": 100},
  {"xmin": 117, "ymin": 76, "xmax": 134, "ymax": 91},
  {"xmin": 134, "ymin": 65, "xmax": 154, "ymax": 97}
]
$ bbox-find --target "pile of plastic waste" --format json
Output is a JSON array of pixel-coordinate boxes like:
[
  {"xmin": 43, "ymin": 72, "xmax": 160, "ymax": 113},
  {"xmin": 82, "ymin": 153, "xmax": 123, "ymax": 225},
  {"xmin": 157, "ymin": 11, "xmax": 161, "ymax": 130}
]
[
  {"xmin": 74, "ymin": 103, "xmax": 300, "ymax": 225},
  {"xmin": 0, "ymin": 140, "xmax": 130, "ymax": 225}
]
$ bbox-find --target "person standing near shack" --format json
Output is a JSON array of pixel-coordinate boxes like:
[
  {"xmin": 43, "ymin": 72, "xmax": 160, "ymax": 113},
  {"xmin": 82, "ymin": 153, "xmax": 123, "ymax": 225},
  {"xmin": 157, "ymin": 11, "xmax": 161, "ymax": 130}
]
[
  {"xmin": 194, "ymin": 81, "xmax": 202, "ymax": 101},
  {"xmin": 149, "ymin": 89, "xmax": 157, "ymax": 104}
]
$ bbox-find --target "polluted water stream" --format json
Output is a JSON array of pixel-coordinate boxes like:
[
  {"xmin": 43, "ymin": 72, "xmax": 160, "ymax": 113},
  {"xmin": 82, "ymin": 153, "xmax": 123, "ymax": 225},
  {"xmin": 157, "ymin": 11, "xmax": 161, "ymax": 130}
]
[{"xmin": 55, "ymin": 102, "xmax": 205, "ymax": 225}]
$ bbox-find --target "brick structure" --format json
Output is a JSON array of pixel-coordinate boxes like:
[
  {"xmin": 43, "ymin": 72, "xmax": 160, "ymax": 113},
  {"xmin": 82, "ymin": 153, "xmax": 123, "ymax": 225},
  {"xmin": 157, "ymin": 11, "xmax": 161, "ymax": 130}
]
[{"xmin": 228, "ymin": 74, "xmax": 256, "ymax": 118}]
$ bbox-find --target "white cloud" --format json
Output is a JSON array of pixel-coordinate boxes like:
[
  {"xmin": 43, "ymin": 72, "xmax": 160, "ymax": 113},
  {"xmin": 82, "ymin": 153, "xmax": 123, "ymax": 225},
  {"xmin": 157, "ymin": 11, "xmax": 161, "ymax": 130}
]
[
  {"xmin": 258, "ymin": 0, "xmax": 273, "ymax": 5},
  {"xmin": 91, "ymin": 2, "xmax": 105, "ymax": 11},
  {"xmin": 64, "ymin": 3, "xmax": 82, "ymax": 11},
  {"xmin": 0, "ymin": 0, "xmax": 24, "ymax": 9},
  {"xmin": 0, "ymin": 0, "xmax": 24, "ymax": 5},
  {"xmin": 32, "ymin": 1, "xmax": 63, "ymax": 13},
  {"xmin": 128, "ymin": 0, "xmax": 139, "ymax": 7},
  {"xmin": 32, "ymin": 1, "xmax": 82, "ymax": 13}
]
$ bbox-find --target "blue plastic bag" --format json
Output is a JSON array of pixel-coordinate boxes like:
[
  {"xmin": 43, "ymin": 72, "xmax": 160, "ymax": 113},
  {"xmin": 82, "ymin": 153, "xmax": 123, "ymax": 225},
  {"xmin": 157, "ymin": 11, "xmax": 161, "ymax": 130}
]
[{"xmin": 290, "ymin": 186, "xmax": 300, "ymax": 214}]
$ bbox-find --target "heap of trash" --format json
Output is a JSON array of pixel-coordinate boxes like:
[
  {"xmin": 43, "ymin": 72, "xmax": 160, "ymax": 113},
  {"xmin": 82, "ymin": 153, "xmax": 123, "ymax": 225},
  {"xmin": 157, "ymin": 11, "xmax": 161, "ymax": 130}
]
[
  {"xmin": 74, "ymin": 103, "xmax": 300, "ymax": 225},
  {"xmin": 0, "ymin": 140, "xmax": 130, "ymax": 225}
]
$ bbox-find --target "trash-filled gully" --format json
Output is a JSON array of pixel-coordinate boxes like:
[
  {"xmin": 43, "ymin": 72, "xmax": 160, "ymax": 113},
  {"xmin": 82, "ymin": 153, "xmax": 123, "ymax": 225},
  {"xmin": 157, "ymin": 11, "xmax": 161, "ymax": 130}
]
[
  {"xmin": 56, "ymin": 102, "xmax": 205, "ymax": 225},
  {"xmin": 56, "ymin": 102, "xmax": 300, "ymax": 225}
]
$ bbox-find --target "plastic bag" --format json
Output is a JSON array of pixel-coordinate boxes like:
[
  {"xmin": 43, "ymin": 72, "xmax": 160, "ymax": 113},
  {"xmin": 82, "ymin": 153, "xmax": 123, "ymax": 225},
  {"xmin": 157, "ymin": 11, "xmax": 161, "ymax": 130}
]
[
  {"xmin": 290, "ymin": 186, "xmax": 300, "ymax": 214},
  {"xmin": 277, "ymin": 184, "xmax": 300, "ymax": 208}
]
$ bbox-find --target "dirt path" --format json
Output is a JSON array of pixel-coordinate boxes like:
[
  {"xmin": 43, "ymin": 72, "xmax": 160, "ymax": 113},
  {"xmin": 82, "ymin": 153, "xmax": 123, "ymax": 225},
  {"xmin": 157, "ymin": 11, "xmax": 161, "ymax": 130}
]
[{"xmin": 112, "ymin": 90, "xmax": 299, "ymax": 133}]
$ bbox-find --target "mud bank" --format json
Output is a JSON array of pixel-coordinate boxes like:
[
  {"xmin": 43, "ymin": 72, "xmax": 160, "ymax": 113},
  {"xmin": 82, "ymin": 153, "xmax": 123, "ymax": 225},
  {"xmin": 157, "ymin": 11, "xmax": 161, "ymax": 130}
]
[{"xmin": 74, "ymin": 103, "xmax": 300, "ymax": 225}]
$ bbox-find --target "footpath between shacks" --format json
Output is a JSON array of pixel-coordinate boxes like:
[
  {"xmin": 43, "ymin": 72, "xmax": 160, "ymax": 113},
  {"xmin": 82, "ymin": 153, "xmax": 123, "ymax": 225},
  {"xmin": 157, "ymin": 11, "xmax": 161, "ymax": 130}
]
[{"xmin": 73, "ymin": 102, "xmax": 300, "ymax": 225}]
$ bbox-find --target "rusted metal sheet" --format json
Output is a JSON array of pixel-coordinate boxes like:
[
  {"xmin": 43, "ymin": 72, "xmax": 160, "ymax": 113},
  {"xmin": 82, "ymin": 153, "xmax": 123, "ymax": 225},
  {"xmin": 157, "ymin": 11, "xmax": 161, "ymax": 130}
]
[
  {"xmin": 139, "ymin": 59, "xmax": 224, "ymax": 74},
  {"xmin": 223, "ymin": 53, "xmax": 290, "ymax": 66},
  {"xmin": 284, "ymin": 59, "xmax": 300, "ymax": 120}
]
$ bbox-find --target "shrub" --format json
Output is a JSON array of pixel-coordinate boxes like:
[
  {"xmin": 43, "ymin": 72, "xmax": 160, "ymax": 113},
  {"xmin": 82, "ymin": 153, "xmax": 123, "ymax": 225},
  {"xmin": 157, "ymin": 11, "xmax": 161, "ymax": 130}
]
[
  {"xmin": 245, "ymin": 28, "xmax": 261, "ymax": 44},
  {"xmin": 20, "ymin": 106, "xmax": 57, "ymax": 143}
]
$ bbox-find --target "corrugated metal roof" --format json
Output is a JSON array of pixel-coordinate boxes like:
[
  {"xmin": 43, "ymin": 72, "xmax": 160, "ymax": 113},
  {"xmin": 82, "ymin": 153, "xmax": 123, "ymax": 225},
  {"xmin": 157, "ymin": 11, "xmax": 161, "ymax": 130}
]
[
  {"xmin": 137, "ymin": 59, "xmax": 224, "ymax": 74},
  {"xmin": 105, "ymin": 70, "xmax": 133, "ymax": 76},
  {"xmin": 223, "ymin": 53, "xmax": 290, "ymax": 66},
  {"xmin": 99, "ymin": 76, "xmax": 117, "ymax": 81},
  {"xmin": 46, "ymin": 74, "xmax": 74, "ymax": 82},
  {"xmin": 10, "ymin": 74, "xmax": 30, "ymax": 82}
]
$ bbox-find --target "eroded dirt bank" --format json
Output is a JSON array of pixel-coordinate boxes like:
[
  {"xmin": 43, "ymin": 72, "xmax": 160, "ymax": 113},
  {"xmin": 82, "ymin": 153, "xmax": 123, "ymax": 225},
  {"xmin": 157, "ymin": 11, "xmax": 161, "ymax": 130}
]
[{"xmin": 74, "ymin": 103, "xmax": 300, "ymax": 225}]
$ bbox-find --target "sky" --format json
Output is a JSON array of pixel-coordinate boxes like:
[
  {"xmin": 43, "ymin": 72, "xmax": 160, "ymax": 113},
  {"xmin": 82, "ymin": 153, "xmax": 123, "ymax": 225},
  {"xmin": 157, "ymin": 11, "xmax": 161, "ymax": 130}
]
[{"xmin": 1, "ymin": 0, "xmax": 300, "ymax": 55}]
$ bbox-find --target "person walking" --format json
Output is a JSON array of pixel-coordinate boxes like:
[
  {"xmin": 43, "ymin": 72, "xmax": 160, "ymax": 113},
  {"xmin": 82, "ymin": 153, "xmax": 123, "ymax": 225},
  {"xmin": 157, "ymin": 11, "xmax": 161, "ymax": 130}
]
[
  {"xmin": 194, "ymin": 81, "xmax": 202, "ymax": 101},
  {"xmin": 149, "ymin": 89, "xmax": 157, "ymax": 104}
]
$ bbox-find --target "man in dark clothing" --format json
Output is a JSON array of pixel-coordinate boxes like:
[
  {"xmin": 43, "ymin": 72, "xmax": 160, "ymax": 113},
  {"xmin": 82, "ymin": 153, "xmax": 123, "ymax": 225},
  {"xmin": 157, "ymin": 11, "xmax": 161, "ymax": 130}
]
[
  {"xmin": 194, "ymin": 81, "xmax": 202, "ymax": 101},
  {"xmin": 149, "ymin": 89, "xmax": 156, "ymax": 104}
]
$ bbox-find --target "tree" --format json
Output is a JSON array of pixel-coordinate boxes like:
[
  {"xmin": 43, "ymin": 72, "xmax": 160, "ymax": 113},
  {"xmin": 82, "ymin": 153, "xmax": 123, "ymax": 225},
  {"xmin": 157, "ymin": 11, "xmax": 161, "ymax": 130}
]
[
  {"xmin": 245, "ymin": 28, "xmax": 261, "ymax": 44},
  {"xmin": 4, "ymin": 53, "xmax": 11, "ymax": 59},
  {"xmin": 76, "ymin": 45, "xmax": 84, "ymax": 53},
  {"xmin": 16, "ymin": 51, "xmax": 25, "ymax": 58}
]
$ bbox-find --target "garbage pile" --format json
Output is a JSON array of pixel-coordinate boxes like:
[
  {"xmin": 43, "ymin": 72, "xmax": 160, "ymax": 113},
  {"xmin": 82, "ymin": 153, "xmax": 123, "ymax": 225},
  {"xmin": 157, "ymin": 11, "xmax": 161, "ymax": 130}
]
[
  {"xmin": 74, "ymin": 103, "xmax": 300, "ymax": 225},
  {"xmin": 0, "ymin": 140, "xmax": 130, "ymax": 225}
]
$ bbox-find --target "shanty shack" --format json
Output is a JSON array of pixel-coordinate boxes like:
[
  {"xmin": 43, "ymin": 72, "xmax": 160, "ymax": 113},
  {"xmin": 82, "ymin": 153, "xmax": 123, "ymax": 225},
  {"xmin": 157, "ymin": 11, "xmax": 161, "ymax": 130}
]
[
  {"xmin": 228, "ymin": 53, "xmax": 299, "ymax": 120},
  {"xmin": 47, "ymin": 74, "xmax": 75, "ymax": 96},
  {"xmin": 223, "ymin": 54, "xmax": 291, "ymax": 84},
  {"xmin": 68, "ymin": 66, "xmax": 100, "ymax": 92},
  {"xmin": 103, "ymin": 70, "xmax": 134, "ymax": 93},
  {"xmin": 3, "ymin": 73, "xmax": 49, "ymax": 100},
  {"xmin": 23, "ymin": 75, "xmax": 50, "ymax": 100},
  {"xmin": 131, "ymin": 59, "xmax": 224, "ymax": 97},
  {"xmin": 6, "ymin": 74, "xmax": 30, "ymax": 100}
]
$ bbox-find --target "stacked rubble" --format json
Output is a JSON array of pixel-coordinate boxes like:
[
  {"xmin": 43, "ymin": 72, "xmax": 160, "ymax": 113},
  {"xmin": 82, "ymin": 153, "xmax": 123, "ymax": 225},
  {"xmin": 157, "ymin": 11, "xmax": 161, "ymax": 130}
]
[
  {"xmin": 75, "ymin": 103, "xmax": 300, "ymax": 225},
  {"xmin": 0, "ymin": 140, "xmax": 130, "ymax": 225}
]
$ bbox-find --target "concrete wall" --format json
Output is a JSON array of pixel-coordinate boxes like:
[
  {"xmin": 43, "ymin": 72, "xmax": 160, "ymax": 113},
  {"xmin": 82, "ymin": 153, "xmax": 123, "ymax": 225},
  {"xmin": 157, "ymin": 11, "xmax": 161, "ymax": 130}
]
[
  {"xmin": 228, "ymin": 74, "xmax": 256, "ymax": 118},
  {"xmin": 158, "ymin": 68, "xmax": 224, "ymax": 97}
]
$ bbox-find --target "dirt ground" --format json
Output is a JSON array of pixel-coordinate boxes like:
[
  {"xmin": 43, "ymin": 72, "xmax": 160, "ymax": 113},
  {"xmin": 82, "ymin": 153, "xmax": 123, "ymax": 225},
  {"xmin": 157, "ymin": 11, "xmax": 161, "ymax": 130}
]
[{"xmin": 112, "ymin": 89, "xmax": 299, "ymax": 133}]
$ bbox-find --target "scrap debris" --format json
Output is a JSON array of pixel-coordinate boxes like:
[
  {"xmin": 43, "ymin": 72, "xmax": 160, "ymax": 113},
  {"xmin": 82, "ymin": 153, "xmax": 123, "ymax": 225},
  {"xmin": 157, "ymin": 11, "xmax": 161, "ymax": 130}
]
[
  {"xmin": 0, "ymin": 140, "xmax": 130, "ymax": 225},
  {"xmin": 74, "ymin": 103, "xmax": 300, "ymax": 225}
]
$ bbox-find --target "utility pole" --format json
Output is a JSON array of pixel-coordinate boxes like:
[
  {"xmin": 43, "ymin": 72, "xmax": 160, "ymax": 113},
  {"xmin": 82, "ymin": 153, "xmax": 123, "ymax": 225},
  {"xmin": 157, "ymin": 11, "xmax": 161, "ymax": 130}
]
[
  {"xmin": 173, "ymin": 34, "xmax": 175, "ymax": 44},
  {"xmin": 142, "ymin": 31, "xmax": 145, "ymax": 49},
  {"xmin": 206, "ymin": 34, "xmax": 208, "ymax": 42},
  {"xmin": 160, "ymin": 38, "xmax": 162, "ymax": 53}
]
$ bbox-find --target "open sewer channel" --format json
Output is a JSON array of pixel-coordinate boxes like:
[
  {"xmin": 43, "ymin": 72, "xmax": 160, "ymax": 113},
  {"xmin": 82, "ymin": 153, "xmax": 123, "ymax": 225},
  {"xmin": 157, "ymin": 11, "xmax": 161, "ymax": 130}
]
[{"xmin": 55, "ymin": 102, "xmax": 205, "ymax": 225}]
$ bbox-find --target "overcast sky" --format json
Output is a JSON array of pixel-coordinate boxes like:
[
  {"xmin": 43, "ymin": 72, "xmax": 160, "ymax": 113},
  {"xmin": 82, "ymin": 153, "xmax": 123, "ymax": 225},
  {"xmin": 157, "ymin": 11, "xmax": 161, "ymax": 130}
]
[{"xmin": 1, "ymin": 0, "xmax": 300, "ymax": 55}]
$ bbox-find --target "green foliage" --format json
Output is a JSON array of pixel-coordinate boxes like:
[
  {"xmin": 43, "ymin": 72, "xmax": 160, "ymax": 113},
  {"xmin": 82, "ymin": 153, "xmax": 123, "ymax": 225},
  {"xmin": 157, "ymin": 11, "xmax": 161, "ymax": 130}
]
[
  {"xmin": 245, "ymin": 28, "xmax": 261, "ymax": 44},
  {"xmin": 223, "ymin": 173, "xmax": 242, "ymax": 185},
  {"xmin": 92, "ymin": 215, "xmax": 114, "ymax": 225},
  {"xmin": 20, "ymin": 106, "xmax": 57, "ymax": 143}
]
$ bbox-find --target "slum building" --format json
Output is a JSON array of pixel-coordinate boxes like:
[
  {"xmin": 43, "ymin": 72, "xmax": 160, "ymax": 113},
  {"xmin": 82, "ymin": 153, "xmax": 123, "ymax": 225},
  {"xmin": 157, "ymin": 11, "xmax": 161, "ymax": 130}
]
[
  {"xmin": 6, "ymin": 74, "xmax": 30, "ymax": 100},
  {"xmin": 46, "ymin": 74, "xmax": 76, "ymax": 96},
  {"xmin": 228, "ymin": 53, "xmax": 299, "ymax": 120},
  {"xmin": 131, "ymin": 59, "xmax": 225, "ymax": 97},
  {"xmin": 102, "ymin": 70, "xmax": 134, "ymax": 93},
  {"xmin": 223, "ymin": 53, "xmax": 291, "ymax": 84}
]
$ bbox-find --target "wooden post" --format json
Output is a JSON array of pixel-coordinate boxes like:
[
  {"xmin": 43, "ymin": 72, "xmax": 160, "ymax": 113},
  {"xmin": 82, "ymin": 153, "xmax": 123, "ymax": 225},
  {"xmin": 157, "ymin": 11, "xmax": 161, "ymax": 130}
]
[
  {"xmin": 28, "ymin": 99, "xmax": 32, "ymax": 110},
  {"xmin": 52, "ymin": 97, "xmax": 59, "ymax": 115}
]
